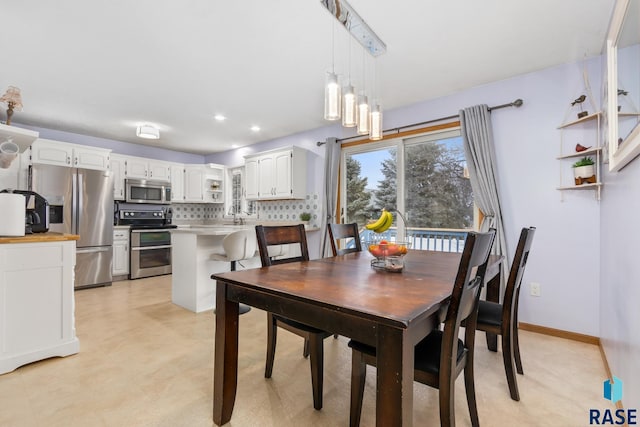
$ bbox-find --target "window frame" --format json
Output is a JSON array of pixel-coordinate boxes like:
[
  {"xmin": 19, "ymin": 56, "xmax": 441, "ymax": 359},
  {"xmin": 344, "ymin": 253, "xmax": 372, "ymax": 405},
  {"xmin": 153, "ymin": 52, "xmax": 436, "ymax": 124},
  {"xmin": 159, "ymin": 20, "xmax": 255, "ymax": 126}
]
[
  {"xmin": 339, "ymin": 123, "xmax": 480, "ymax": 234},
  {"xmin": 224, "ymin": 165, "xmax": 257, "ymax": 219}
]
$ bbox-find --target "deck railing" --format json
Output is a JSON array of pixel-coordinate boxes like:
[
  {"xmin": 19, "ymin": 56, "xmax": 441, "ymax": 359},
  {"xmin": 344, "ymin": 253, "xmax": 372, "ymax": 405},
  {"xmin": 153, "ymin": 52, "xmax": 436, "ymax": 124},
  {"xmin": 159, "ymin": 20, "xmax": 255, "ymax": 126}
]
[{"xmin": 358, "ymin": 227, "xmax": 469, "ymax": 253}]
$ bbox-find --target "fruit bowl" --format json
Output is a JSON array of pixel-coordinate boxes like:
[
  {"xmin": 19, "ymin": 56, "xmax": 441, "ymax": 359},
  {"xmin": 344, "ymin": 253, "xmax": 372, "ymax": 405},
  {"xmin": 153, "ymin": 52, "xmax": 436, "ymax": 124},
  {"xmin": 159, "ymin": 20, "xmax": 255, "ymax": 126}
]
[{"xmin": 366, "ymin": 239, "xmax": 410, "ymax": 272}]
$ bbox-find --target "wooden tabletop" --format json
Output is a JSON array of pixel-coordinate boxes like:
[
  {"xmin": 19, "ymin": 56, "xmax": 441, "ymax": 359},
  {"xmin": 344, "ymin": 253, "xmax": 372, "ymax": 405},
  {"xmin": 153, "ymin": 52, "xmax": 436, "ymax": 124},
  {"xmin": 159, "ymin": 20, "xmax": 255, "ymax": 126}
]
[
  {"xmin": 213, "ymin": 250, "xmax": 463, "ymax": 329},
  {"xmin": 0, "ymin": 232, "xmax": 80, "ymax": 244}
]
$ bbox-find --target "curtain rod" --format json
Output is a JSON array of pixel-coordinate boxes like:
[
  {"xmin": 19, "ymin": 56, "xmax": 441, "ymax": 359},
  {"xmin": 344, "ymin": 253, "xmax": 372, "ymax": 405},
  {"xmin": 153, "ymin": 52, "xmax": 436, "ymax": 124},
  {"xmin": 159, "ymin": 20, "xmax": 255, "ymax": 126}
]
[{"xmin": 316, "ymin": 98, "xmax": 523, "ymax": 146}]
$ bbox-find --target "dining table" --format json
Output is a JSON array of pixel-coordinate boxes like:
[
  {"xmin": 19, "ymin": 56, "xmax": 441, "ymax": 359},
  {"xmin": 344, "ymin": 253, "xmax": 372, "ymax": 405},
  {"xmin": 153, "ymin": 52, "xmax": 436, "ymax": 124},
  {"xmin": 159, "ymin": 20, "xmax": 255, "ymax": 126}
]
[{"xmin": 211, "ymin": 249, "xmax": 503, "ymax": 426}]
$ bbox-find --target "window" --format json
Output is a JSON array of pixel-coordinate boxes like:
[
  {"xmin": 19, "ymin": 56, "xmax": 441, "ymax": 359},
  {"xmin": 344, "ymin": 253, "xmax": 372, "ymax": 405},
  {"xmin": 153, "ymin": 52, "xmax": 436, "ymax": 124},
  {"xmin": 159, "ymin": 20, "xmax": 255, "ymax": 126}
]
[
  {"xmin": 341, "ymin": 127, "xmax": 474, "ymax": 251},
  {"xmin": 226, "ymin": 166, "xmax": 256, "ymax": 217}
]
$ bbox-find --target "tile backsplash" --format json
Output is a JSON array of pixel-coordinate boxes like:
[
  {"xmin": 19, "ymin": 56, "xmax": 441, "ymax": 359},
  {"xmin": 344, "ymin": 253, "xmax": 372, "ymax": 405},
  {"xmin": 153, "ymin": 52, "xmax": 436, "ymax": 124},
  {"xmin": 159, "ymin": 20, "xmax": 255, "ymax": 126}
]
[{"xmin": 171, "ymin": 193, "xmax": 322, "ymax": 227}]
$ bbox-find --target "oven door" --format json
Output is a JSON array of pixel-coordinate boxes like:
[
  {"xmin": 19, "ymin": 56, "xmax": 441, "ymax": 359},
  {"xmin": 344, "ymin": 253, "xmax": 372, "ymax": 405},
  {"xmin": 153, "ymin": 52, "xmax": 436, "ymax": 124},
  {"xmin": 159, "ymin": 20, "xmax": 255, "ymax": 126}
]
[{"xmin": 130, "ymin": 229, "xmax": 172, "ymax": 279}]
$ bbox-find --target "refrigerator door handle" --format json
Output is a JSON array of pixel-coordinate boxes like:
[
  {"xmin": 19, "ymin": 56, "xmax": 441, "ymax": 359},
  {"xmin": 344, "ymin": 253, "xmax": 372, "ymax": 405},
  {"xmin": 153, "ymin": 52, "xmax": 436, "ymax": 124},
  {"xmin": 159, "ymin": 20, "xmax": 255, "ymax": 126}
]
[
  {"xmin": 72, "ymin": 171, "xmax": 78, "ymax": 235},
  {"xmin": 76, "ymin": 247, "xmax": 111, "ymax": 254},
  {"xmin": 77, "ymin": 172, "xmax": 83, "ymax": 235}
]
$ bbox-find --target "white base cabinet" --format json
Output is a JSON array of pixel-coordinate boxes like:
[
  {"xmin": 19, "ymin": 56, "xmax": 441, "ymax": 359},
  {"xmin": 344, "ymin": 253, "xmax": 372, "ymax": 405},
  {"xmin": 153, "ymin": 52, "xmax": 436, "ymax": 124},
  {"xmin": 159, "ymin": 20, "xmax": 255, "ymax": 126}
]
[
  {"xmin": 112, "ymin": 228, "xmax": 130, "ymax": 277},
  {"xmin": 0, "ymin": 240, "xmax": 79, "ymax": 375}
]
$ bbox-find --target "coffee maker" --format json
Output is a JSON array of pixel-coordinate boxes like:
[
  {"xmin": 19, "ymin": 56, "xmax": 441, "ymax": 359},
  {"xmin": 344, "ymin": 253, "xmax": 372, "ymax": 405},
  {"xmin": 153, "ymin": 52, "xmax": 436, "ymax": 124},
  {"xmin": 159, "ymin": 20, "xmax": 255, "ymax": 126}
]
[{"xmin": 1, "ymin": 189, "xmax": 50, "ymax": 233}]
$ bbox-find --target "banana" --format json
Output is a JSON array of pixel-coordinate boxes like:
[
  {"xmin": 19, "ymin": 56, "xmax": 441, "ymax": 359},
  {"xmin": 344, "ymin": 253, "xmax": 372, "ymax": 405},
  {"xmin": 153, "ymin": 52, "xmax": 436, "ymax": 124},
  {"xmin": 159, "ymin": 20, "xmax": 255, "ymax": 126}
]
[
  {"xmin": 365, "ymin": 209, "xmax": 388, "ymax": 230},
  {"xmin": 374, "ymin": 211, "xmax": 394, "ymax": 233}
]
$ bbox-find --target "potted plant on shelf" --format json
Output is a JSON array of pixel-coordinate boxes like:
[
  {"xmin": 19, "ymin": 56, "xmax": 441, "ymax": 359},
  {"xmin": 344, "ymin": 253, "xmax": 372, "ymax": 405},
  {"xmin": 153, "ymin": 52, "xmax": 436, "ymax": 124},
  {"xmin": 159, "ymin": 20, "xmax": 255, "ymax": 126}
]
[
  {"xmin": 572, "ymin": 156, "xmax": 596, "ymax": 185},
  {"xmin": 299, "ymin": 212, "xmax": 311, "ymax": 225}
]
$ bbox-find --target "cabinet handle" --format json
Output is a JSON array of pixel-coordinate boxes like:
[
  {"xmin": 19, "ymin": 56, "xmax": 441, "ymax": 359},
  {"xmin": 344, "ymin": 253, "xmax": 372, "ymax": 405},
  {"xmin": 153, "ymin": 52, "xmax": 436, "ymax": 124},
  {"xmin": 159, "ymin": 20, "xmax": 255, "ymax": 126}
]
[
  {"xmin": 74, "ymin": 157, "xmax": 78, "ymax": 165},
  {"xmin": 66, "ymin": 156, "xmax": 71, "ymax": 164},
  {"xmin": 150, "ymin": 171, "xmax": 153, "ymax": 177}
]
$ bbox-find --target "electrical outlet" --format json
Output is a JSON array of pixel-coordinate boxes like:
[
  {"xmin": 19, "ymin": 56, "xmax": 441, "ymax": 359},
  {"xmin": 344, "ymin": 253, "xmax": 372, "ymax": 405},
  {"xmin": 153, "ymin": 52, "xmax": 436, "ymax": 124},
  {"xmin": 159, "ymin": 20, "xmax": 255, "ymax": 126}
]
[{"xmin": 530, "ymin": 282, "xmax": 541, "ymax": 297}]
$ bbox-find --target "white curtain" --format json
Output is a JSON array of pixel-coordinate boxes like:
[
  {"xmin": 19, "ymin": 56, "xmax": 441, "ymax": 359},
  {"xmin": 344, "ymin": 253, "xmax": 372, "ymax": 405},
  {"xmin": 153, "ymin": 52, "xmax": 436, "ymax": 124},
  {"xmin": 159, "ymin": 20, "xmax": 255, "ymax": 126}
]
[
  {"xmin": 460, "ymin": 105, "xmax": 509, "ymax": 291},
  {"xmin": 320, "ymin": 137, "xmax": 340, "ymax": 257}
]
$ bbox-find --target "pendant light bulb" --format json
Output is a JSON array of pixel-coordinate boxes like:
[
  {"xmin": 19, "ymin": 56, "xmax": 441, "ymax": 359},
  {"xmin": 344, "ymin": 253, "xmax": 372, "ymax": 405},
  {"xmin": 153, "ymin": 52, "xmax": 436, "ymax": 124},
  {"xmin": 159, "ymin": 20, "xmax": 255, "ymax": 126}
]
[
  {"xmin": 370, "ymin": 103, "xmax": 383, "ymax": 140},
  {"xmin": 342, "ymin": 85, "xmax": 357, "ymax": 127},
  {"xmin": 324, "ymin": 72, "xmax": 341, "ymax": 121},
  {"xmin": 357, "ymin": 94, "xmax": 370, "ymax": 135}
]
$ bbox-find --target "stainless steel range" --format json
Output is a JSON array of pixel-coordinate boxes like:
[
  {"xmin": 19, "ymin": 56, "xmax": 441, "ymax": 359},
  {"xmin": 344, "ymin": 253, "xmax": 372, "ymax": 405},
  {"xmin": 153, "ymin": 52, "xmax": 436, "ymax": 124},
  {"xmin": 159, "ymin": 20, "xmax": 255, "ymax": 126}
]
[{"xmin": 116, "ymin": 204, "xmax": 176, "ymax": 279}]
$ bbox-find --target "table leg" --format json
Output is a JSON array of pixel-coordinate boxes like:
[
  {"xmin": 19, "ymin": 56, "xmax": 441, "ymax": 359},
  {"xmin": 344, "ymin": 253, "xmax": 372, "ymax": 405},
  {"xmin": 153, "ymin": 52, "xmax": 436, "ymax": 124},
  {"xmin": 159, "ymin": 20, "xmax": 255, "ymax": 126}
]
[
  {"xmin": 376, "ymin": 324, "xmax": 413, "ymax": 427},
  {"xmin": 213, "ymin": 281, "xmax": 239, "ymax": 426},
  {"xmin": 485, "ymin": 271, "xmax": 500, "ymax": 352}
]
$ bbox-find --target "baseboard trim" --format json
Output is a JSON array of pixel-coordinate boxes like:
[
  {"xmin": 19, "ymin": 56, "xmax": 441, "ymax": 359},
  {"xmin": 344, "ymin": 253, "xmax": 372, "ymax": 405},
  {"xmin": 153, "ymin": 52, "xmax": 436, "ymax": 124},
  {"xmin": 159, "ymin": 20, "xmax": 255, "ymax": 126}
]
[
  {"xmin": 598, "ymin": 340, "xmax": 624, "ymax": 410},
  {"xmin": 519, "ymin": 323, "xmax": 624, "ymax": 410},
  {"xmin": 518, "ymin": 322, "xmax": 600, "ymax": 345}
]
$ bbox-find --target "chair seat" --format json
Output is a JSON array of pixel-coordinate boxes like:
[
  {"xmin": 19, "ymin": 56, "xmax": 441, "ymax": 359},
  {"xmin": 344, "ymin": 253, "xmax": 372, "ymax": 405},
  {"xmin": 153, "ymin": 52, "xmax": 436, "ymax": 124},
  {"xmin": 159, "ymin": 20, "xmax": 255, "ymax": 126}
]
[
  {"xmin": 477, "ymin": 300, "xmax": 503, "ymax": 327},
  {"xmin": 348, "ymin": 330, "xmax": 465, "ymax": 376},
  {"xmin": 210, "ymin": 253, "xmax": 231, "ymax": 262},
  {"xmin": 275, "ymin": 314, "xmax": 328, "ymax": 335}
]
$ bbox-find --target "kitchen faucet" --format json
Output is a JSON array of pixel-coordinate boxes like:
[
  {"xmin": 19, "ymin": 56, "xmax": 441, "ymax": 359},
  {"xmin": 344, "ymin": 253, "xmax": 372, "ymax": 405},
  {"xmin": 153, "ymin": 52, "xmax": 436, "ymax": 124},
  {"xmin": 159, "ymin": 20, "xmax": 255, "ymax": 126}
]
[{"xmin": 228, "ymin": 206, "xmax": 245, "ymax": 225}]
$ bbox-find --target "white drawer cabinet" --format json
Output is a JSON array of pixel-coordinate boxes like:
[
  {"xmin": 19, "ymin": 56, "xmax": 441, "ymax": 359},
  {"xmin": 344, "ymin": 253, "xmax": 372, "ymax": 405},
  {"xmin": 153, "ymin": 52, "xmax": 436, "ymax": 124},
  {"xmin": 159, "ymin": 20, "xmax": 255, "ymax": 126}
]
[{"xmin": 112, "ymin": 228, "xmax": 130, "ymax": 277}]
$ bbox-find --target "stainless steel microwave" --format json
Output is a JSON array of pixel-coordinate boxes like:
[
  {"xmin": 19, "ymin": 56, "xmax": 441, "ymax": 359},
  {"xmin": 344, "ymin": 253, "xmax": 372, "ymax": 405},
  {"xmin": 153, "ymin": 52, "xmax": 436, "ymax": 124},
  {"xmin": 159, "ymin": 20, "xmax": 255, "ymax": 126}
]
[{"xmin": 125, "ymin": 179, "xmax": 171, "ymax": 204}]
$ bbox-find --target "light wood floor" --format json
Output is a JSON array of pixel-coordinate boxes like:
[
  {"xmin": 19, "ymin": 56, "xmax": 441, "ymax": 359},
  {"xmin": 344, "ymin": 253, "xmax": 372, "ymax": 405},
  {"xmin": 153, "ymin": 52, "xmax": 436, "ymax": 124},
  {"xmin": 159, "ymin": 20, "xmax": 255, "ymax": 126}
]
[{"xmin": 0, "ymin": 275, "xmax": 612, "ymax": 426}]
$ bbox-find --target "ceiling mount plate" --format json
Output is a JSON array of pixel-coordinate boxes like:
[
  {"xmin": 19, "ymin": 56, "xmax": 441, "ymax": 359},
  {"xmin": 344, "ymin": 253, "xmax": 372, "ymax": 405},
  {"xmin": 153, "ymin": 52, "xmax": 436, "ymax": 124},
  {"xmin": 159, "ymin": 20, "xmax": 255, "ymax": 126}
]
[{"xmin": 320, "ymin": 0, "xmax": 386, "ymax": 57}]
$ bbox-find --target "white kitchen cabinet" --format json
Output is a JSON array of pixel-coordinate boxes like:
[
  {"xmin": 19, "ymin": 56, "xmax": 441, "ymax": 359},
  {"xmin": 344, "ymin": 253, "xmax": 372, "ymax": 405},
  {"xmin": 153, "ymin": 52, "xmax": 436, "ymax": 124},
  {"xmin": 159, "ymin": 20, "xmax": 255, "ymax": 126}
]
[
  {"xmin": 112, "ymin": 228, "xmax": 129, "ymax": 277},
  {"xmin": 204, "ymin": 163, "xmax": 225, "ymax": 203},
  {"xmin": 31, "ymin": 139, "xmax": 110, "ymax": 171},
  {"xmin": 110, "ymin": 154, "xmax": 127, "ymax": 200},
  {"xmin": 184, "ymin": 165, "xmax": 205, "ymax": 202},
  {"xmin": 123, "ymin": 157, "xmax": 170, "ymax": 182},
  {"xmin": 244, "ymin": 146, "xmax": 307, "ymax": 200},
  {"xmin": 244, "ymin": 157, "xmax": 259, "ymax": 200},
  {"xmin": 0, "ymin": 239, "xmax": 79, "ymax": 374},
  {"xmin": 170, "ymin": 164, "xmax": 185, "ymax": 202}
]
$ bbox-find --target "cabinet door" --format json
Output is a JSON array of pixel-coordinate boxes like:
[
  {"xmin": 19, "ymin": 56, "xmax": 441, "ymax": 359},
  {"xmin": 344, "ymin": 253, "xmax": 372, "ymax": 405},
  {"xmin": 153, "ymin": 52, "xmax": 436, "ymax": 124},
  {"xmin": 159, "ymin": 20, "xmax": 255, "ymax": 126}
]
[
  {"xmin": 184, "ymin": 166, "xmax": 204, "ymax": 202},
  {"xmin": 244, "ymin": 157, "xmax": 259, "ymax": 200},
  {"xmin": 258, "ymin": 155, "xmax": 275, "ymax": 198},
  {"xmin": 170, "ymin": 165, "xmax": 185, "ymax": 202},
  {"xmin": 110, "ymin": 155, "xmax": 127, "ymax": 200},
  {"xmin": 73, "ymin": 147, "xmax": 110, "ymax": 171},
  {"xmin": 31, "ymin": 140, "xmax": 73, "ymax": 167},
  {"xmin": 273, "ymin": 150, "xmax": 292, "ymax": 198},
  {"xmin": 148, "ymin": 161, "xmax": 170, "ymax": 182},
  {"xmin": 112, "ymin": 240, "xmax": 129, "ymax": 276},
  {"xmin": 125, "ymin": 157, "xmax": 148, "ymax": 179}
]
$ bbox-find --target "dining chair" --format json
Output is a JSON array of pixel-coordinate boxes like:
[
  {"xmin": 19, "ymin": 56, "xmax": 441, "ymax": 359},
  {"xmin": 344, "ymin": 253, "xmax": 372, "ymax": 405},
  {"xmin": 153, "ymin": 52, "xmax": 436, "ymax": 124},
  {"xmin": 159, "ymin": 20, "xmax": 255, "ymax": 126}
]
[
  {"xmin": 327, "ymin": 223, "xmax": 362, "ymax": 256},
  {"xmin": 475, "ymin": 226, "xmax": 536, "ymax": 401},
  {"xmin": 348, "ymin": 229, "xmax": 496, "ymax": 427},
  {"xmin": 255, "ymin": 224, "xmax": 333, "ymax": 410}
]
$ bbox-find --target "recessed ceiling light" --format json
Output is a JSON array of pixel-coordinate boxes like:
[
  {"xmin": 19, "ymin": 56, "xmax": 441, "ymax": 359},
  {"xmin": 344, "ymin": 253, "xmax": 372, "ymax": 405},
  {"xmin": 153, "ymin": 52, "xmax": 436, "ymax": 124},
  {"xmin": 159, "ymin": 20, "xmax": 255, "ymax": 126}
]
[
  {"xmin": 214, "ymin": 114, "xmax": 226, "ymax": 121},
  {"xmin": 250, "ymin": 125, "xmax": 260, "ymax": 132}
]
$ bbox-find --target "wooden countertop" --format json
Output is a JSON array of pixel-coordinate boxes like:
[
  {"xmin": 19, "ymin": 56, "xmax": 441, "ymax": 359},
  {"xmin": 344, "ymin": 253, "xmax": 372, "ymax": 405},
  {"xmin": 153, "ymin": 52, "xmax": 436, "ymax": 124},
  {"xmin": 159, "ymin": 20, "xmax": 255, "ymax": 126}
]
[{"xmin": 0, "ymin": 232, "xmax": 80, "ymax": 244}]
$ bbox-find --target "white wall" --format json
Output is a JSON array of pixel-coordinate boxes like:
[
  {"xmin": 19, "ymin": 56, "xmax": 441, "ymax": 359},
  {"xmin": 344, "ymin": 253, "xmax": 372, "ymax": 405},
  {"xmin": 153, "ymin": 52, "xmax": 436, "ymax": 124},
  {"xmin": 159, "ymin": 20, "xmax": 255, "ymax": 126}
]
[
  {"xmin": 599, "ymin": 43, "xmax": 640, "ymax": 406},
  {"xmin": 209, "ymin": 57, "xmax": 605, "ymax": 336}
]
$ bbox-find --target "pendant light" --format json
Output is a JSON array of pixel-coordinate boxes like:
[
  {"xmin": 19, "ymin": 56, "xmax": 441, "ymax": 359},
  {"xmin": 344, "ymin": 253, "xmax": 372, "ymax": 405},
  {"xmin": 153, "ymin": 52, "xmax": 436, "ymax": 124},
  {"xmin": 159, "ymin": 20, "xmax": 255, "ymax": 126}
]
[
  {"xmin": 342, "ymin": 37, "xmax": 357, "ymax": 127},
  {"xmin": 356, "ymin": 48, "xmax": 370, "ymax": 135},
  {"xmin": 324, "ymin": 20, "xmax": 341, "ymax": 121},
  {"xmin": 369, "ymin": 58, "xmax": 383, "ymax": 140},
  {"xmin": 369, "ymin": 103, "xmax": 383, "ymax": 140}
]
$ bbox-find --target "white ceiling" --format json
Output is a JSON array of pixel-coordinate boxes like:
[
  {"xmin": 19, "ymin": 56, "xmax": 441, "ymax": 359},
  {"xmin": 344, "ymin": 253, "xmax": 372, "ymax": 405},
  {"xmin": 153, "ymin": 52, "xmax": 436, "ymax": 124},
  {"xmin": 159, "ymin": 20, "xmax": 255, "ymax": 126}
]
[{"xmin": 1, "ymin": 1, "xmax": 615, "ymax": 155}]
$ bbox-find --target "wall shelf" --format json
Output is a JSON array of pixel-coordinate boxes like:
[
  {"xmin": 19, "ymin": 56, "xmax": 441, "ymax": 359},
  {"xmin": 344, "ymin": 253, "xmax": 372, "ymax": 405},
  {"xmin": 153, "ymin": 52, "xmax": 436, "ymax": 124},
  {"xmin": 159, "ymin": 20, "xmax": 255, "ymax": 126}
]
[{"xmin": 0, "ymin": 123, "xmax": 39, "ymax": 152}]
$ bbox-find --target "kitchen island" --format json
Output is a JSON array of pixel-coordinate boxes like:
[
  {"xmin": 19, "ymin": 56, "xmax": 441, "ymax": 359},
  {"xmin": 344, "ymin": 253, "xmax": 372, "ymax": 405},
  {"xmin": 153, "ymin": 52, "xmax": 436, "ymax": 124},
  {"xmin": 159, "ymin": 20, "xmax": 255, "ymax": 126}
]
[
  {"xmin": 0, "ymin": 233, "xmax": 80, "ymax": 374},
  {"xmin": 170, "ymin": 226, "xmax": 261, "ymax": 313}
]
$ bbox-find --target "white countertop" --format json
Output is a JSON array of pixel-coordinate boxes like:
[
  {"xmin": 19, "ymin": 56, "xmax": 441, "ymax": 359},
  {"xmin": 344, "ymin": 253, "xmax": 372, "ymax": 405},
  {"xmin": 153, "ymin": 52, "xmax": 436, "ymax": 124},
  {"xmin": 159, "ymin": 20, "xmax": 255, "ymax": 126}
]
[{"xmin": 171, "ymin": 222, "xmax": 319, "ymax": 235}]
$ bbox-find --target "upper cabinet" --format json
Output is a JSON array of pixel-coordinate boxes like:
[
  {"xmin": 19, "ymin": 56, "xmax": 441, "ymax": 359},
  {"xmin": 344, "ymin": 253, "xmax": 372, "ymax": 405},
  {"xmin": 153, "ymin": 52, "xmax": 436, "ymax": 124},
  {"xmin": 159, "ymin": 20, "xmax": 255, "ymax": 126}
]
[
  {"xmin": 124, "ymin": 157, "xmax": 170, "ymax": 182},
  {"xmin": 244, "ymin": 146, "xmax": 308, "ymax": 200},
  {"xmin": 204, "ymin": 164, "xmax": 225, "ymax": 203},
  {"xmin": 110, "ymin": 154, "xmax": 127, "ymax": 200},
  {"xmin": 170, "ymin": 164, "xmax": 185, "ymax": 202},
  {"xmin": 31, "ymin": 139, "xmax": 110, "ymax": 171},
  {"xmin": 184, "ymin": 165, "xmax": 205, "ymax": 202}
]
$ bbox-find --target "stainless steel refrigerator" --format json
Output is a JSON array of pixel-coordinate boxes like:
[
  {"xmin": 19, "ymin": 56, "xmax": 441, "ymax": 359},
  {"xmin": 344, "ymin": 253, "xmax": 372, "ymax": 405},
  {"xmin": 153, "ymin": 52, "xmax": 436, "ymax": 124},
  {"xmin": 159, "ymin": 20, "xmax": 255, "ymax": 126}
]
[{"xmin": 31, "ymin": 164, "xmax": 114, "ymax": 289}]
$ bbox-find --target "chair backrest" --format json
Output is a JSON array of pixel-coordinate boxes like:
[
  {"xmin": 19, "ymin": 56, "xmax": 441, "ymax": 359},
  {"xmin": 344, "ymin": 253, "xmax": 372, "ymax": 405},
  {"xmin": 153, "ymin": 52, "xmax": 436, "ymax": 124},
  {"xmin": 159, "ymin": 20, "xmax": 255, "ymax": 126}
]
[
  {"xmin": 327, "ymin": 223, "xmax": 362, "ymax": 256},
  {"xmin": 255, "ymin": 224, "xmax": 310, "ymax": 267},
  {"xmin": 222, "ymin": 229, "xmax": 258, "ymax": 262},
  {"xmin": 502, "ymin": 226, "xmax": 536, "ymax": 323},
  {"xmin": 441, "ymin": 229, "xmax": 496, "ymax": 372}
]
